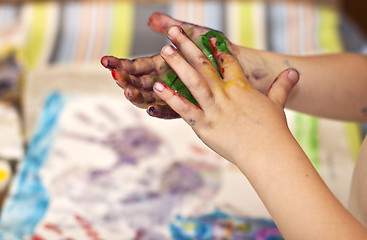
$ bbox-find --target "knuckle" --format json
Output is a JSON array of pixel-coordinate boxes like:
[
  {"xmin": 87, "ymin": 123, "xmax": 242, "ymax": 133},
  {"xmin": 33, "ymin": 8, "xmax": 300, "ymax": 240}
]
[
  {"xmin": 189, "ymin": 77, "xmax": 203, "ymax": 89},
  {"xmin": 220, "ymin": 54, "xmax": 237, "ymax": 66},
  {"xmin": 163, "ymin": 90, "xmax": 179, "ymax": 105}
]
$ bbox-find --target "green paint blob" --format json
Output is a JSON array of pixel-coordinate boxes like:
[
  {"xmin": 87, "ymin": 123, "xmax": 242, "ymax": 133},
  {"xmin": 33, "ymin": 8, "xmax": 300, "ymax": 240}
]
[{"xmin": 161, "ymin": 31, "xmax": 230, "ymax": 105}]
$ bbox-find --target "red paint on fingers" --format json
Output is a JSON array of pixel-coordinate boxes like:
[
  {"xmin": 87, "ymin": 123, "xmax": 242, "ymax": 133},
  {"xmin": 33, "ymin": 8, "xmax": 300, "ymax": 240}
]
[
  {"xmin": 100, "ymin": 56, "xmax": 109, "ymax": 67},
  {"xmin": 266, "ymin": 77, "xmax": 278, "ymax": 97},
  {"xmin": 111, "ymin": 69, "xmax": 119, "ymax": 80},
  {"xmin": 209, "ymin": 38, "xmax": 218, "ymax": 58}
]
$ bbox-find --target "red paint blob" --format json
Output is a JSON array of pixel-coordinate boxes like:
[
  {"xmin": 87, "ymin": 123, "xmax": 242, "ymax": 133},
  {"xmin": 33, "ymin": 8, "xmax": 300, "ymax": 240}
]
[
  {"xmin": 111, "ymin": 70, "xmax": 118, "ymax": 80},
  {"xmin": 31, "ymin": 234, "xmax": 46, "ymax": 240},
  {"xmin": 209, "ymin": 39, "xmax": 218, "ymax": 57},
  {"xmin": 190, "ymin": 145, "xmax": 208, "ymax": 155},
  {"xmin": 44, "ymin": 223, "xmax": 63, "ymax": 235}
]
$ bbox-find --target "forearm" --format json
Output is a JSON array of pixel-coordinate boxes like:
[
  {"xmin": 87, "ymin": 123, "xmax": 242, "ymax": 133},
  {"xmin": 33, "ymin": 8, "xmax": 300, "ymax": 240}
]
[
  {"xmin": 236, "ymin": 47, "xmax": 367, "ymax": 122},
  {"xmin": 349, "ymin": 136, "xmax": 367, "ymax": 226},
  {"xmin": 155, "ymin": 25, "xmax": 367, "ymax": 238},
  {"xmin": 234, "ymin": 127, "xmax": 367, "ymax": 239}
]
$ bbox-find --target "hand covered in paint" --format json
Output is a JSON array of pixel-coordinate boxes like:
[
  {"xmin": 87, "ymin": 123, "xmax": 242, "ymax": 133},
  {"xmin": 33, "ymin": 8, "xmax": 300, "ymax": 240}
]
[
  {"xmin": 154, "ymin": 25, "xmax": 299, "ymax": 163},
  {"xmin": 101, "ymin": 12, "xmax": 242, "ymax": 119}
]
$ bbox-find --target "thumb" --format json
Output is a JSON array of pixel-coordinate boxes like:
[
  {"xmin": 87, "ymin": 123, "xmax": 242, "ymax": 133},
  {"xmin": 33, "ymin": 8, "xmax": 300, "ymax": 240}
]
[{"xmin": 266, "ymin": 68, "xmax": 299, "ymax": 108}]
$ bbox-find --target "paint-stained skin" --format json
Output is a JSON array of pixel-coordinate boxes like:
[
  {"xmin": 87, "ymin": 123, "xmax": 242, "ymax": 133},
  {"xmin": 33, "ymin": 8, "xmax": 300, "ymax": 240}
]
[
  {"xmin": 189, "ymin": 118, "xmax": 196, "ymax": 126},
  {"xmin": 252, "ymin": 68, "xmax": 268, "ymax": 80},
  {"xmin": 105, "ymin": 58, "xmax": 120, "ymax": 70},
  {"xmin": 283, "ymin": 59, "xmax": 300, "ymax": 75},
  {"xmin": 266, "ymin": 76, "xmax": 279, "ymax": 97},
  {"xmin": 101, "ymin": 18, "xmax": 271, "ymax": 119},
  {"xmin": 219, "ymin": 54, "xmax": 251, "ymax": 91},
  {"xmin": 147, "ymin": 105, "xmax": 180, "ymax": 119}
]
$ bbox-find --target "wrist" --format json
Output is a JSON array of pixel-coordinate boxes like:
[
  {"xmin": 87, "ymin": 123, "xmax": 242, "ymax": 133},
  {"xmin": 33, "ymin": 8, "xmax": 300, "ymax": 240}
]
[
  {"xmin": 229, "ymin": 44, "xmax": 284, "ymax": 94},
  {"xmin": 230, "ymin": 122, "xmax": 295, "ymax": 167}
]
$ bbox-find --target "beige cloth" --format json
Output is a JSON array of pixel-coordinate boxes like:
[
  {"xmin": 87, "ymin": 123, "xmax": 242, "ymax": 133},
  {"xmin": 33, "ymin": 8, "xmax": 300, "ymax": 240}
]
[{"xmin": 22, "ymin": 64, "xmax": 122, "ymax": 141}]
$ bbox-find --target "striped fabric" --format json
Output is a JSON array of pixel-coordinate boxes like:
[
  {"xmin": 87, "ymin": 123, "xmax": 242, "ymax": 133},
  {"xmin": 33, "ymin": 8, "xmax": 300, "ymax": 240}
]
[
  {"xmin": 267, "ymin": 2, "xmax": 362, "ymax": 171},
  {"xmin": 169, "ymin": 1, "xmax": 224, "ymax": 31},
  {"xmin": 318, "ymin": 7, "xmax": 362, "ymax": 160},
  {"xmin": 168, "ymin": 1, "xmax": 266, "ymax": 49},
  {"xmin": 226, "ymin": 1, "xmax": 266, "ymax": 50},
  {"xmin": 0, "ymin": 1, "xmax": 134, "ymax": 69},
  {"xmin": 267, "ymin": 1, "xmax": 323, "ymax": 169}
]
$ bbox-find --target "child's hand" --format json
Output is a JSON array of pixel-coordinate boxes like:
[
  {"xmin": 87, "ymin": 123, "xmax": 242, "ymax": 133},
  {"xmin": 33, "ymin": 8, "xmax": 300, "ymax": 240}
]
[
  {"xmin": 153, "ymin": 25, "xmax": 299, "ymax": 163},
  {"xmin": 101, "ymin": 12, "xmax": 240, "ymax": 119}
]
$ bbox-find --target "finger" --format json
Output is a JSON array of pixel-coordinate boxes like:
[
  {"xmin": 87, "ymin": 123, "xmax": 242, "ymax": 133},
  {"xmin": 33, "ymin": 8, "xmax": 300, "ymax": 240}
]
[
  {"xmin": 101, "ymin": 55, "xmax": 164, "ymax": 76},
  {"xmin": 124, "ymin": 87, "xmax": 164, "ymax": 106},
  {"xmin": 147, "ymin": 104, "xmax": 180, "ymax": 119},
  {"xmin": 148, "ymin": 12, "xmax": 209, "ymax": 38},
  {"xmin": 266, "ymin": 69, "xmax": 300, "ymax": 108},
  {"xmin": 148, "ymin": 12, "xmax": 183, "ymax": 35},
  {"xmin": 212, "ymin": 38, "xmax": 250, "ymax": 88},
  {"xmin": 161, "ymin": 44, "xmax": 214, "ymax": 109},
  {"xmin": 153, "ymin": 81, "xmax": 204, "ymax": 127},
  {"xmin": 166, "ymin": 26, "xmax": 222, "ymax": 87},
  {"xmin": 122, "ymin": 55, "xmax": 165, "ymax": 76},
  {"xmin": 112, "ymin": 69, "xmax": 157, "ymax": 90},
  {"xmin": 101, "ymin": 56, "xmax": 121, "ymax": 69}
]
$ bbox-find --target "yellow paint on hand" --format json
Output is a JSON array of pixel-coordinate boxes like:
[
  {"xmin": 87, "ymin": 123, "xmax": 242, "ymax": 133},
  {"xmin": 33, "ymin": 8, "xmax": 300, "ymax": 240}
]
[
  {"xmin": 224, "ymin": 79, "xmax": 250, "ymax": 92},
  {"xmin": 221, "ymin": 55, "xmax": 251, "ymax": 91}
]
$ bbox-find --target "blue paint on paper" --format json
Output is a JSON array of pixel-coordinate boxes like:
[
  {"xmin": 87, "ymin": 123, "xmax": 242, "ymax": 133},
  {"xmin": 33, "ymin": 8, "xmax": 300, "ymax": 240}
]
[
  {"xmin": 0, "ymin": 92, "xmax": 66, "ymax": 240},
  {"xmin": 170, "ymin": 210, "xmax": 283, "ymax": 240}
]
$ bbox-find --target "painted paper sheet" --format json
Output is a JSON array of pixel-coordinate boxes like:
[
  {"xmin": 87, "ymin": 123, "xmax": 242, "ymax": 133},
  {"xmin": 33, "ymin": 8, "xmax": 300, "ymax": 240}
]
[{"xmin": 0, "ymin": 92, "xmax": 279, "ymax": 240}]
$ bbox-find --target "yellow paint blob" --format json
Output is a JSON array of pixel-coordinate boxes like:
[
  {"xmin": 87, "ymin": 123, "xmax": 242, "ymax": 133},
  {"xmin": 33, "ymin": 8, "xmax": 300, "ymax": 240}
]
[
  {"xmin": 224, "ymin": 79, "xmax": 250, "ymax": 91},
  {"xmin": 0, "ymin": 170, "xmax": 9, "ymax": 182},
  {"xmin": 220, "ymin": 55, "xmax": 251, "ymax": 91}
]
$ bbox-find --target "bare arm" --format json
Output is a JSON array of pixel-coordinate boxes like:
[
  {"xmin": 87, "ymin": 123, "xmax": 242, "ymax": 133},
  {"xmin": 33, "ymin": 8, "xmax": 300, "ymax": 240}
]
[
  {"xmin": 241, "ymin": 49, "xmax": 367, "ymax": 121},
  {"xmin": 154, "ymin": 25, "xmax": 367, "ymax": 239},
  {"xmin": 100, "ymin": 12, "xmax": 367, "ymax": 238}
]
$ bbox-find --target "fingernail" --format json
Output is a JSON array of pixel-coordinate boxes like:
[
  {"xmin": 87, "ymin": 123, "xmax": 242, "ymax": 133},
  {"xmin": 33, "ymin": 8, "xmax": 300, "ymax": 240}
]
[
  {"xmin": 162, "ymin": 45, "xmax": 175, "ymax": 56},
  {"xmin": 148, "ymin": 106, "xmax": 156, "ymax": 114},
  {"xmin": 288, "ymin": 69, "xmax": 299, "ymax": 84},
  {"xmin": 154, "ymin": 82, "xmax": 165, "ymax": 92},
  {"xmin": 126, "ymin": 89, "xmax": 133, "ymax": 99},
  {"xmin": 167, "ymin": 25, "xmax": 181, "ymax": 38}
]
